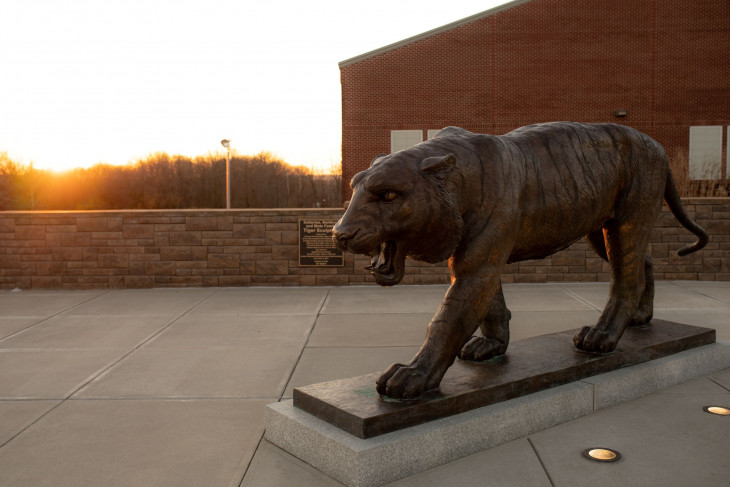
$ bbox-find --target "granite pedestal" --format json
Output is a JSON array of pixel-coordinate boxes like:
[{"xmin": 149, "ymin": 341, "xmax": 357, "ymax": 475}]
[{"xmin": 265, "ymin": 321, "xmax": 730, "ymax": 487}]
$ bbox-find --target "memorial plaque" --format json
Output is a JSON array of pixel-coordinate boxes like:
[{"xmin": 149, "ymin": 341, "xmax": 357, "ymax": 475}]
[{"xmin": 299, "ymin": 219, "xmax": 344, "ymax": 267}]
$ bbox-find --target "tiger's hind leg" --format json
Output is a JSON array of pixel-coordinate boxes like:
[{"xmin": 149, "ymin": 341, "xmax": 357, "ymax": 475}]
[
  {"xmin": 585, "ymin": 230, "xmax": 654, "ymax": 326},
  {"xmin": 575, "ymin": 220, "xmax": 655, "ymax": 353},
  {"xmin": 631, "ymin": 255, "xmax": 654, "ymax": 325}
]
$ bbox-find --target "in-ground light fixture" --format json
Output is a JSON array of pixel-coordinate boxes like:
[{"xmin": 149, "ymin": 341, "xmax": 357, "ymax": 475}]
[{"xmin": 582, "ymin": 448, "xmax": 622, "ymax": 463}]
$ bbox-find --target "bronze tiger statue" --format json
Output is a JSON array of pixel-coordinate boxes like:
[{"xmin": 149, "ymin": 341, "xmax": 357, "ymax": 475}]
[{"xmin": 333, "ymin": 122, "xmax": 708, "ymax": 400}]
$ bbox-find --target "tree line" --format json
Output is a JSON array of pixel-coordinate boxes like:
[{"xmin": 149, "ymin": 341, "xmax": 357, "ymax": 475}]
[{"xmin": 0, "ymin": 152, "xmax": 342, "ymax": 210}]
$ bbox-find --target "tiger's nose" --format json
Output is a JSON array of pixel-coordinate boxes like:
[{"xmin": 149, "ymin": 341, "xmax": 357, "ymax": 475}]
[{"xmin": 332, "ymin": 225, "xmax": 357, "ymax": 250}]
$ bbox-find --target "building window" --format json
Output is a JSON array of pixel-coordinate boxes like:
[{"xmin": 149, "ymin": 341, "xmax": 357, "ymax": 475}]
[
  {"xmin": 688, "ymin": 126, "xmax": 722, "ymax": 180},
  {"xmin": 390, "ymin": 130, "xmax": 423, "ymax": 153},
  {"xmin": 427, "ymin": 129, "xmax": 441, "ymax": 140}
]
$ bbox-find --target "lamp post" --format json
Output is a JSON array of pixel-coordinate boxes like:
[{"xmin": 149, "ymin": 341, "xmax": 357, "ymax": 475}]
[{"xmin": 220, "ymin": 139, "xmax": 231, "ymax": 209}]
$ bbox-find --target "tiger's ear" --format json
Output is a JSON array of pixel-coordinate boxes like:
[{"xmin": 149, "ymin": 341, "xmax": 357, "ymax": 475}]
[
  {"xmin": 370, "ymin": 154, "xmax": 388, "ymax": 167},
  {"xmin": 421, "ymin": 153, "xmax": 456, "ymax": 173}
]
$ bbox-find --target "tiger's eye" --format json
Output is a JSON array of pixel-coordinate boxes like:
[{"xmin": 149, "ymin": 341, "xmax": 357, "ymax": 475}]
[{"xmin": 383, "ymin": 191, "xmax": 397, "ymax": 202}]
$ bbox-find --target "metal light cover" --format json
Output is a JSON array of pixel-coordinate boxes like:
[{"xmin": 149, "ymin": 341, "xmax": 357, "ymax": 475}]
[
  {"xmin": 582, "ymin": 448, "xmax": 622, "ymax": 463},
  {"xmin": 703, "ymin": 406, "xmax": 730, "ymax": 416}
]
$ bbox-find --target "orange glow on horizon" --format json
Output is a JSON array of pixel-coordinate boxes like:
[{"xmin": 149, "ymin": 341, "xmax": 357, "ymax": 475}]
[{"xmin": 1, "ymin": 1, "xmax": 510, "ymax": 176}]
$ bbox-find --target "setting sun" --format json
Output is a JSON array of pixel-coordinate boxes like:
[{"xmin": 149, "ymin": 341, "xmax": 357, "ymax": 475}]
[{"xmin": 1, "ymin": 0, "xmax": 509, "ymax": 173}]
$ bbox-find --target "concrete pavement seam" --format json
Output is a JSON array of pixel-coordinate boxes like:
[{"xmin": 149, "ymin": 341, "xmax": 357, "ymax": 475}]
[
  {"xmin": 556, "ymin": 283, "xmax": 603, "ymax": 311},
  {"xmin": 708, "ymin": 378, "xmax": 730, "ymax": 393},
  {"xmin": 277, "ymin": 287, "xmax": 332, "ymax": 402},
  {"xmin": 0, "ymin": 289, "xmax": 112, "ymax": 343},
  {"xmin": 236, "ymin": 287, "xmax": 332, "ymax": 487},
  {"xmin": 0, "ymin": 291, "xmax": 120, "ymax": 449},
  {"xmin": 527, "ymin": 437, "xmax": 557, "ymax": 487},
  {"xmin": 0, "ymin": 289, "xmax": 222, "ymax": 451},
  {"xmin": 63, "ymin": 288, "xmax": 221, "ymax": 400},
  {"xmin": 667, "ymin": 280, "xmax": 730, "ymax": 305}
]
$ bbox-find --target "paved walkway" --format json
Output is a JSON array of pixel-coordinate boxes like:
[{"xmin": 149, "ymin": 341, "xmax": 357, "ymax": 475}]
[{"xmin": 0, "ymin": 281, "xmax": 728, "ymax": 486}]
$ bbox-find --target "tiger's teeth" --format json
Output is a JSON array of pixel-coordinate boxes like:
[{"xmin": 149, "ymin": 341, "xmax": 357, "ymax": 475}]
[
  {"xmin": 375, "ymin": 242, "xmax": 388, "ymax": 270},
  {"xmin": 365, "ymin": 243, "xmax": 389, "ymax": 273}
]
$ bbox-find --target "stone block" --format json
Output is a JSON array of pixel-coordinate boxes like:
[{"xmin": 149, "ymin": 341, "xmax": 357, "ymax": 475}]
[
  {"xmin": 551, "ymin": 251, "xmax": 585, "ymax": 266},
  {"xmin": 44, "ymin": 224, "xmax": 76, "ymax": 233},
  {"xmin": 152, "ymin": 232, "xmax": 169, "ymax": 247},
  {"xmin": 154, "ymin": 223, "xmax": 186, "ymax": 232},
  {"xmin": 0, "ymin": 218, "xmax": 16, "ymax": 233},
  {"xmin": 122, "ymin": 224, "xmax": 154, "ymax": 239},
  {"xmin": 186, "ymin": 216, "xmax": 218, "ymax": 231},
  {"xmin": 256, "ymin": 260, "xmax": 289, "ymax": 275},
  {"xmin": 272, "ymin": 245, "xmax": 298, "ymax": 260},
  {"xmin": 299, "ymin": 275, "xmax": 316, "ymax": 286},
  {"xmin": 107, "ymin": 217, "xmax": 124, "ymax": 231},
  {"xmin": 61, "ymin": 232, "xmax": 92, "ymax": 247},
  {"xmin": 78, "ymin": 275, "xmax": 111, "ymax": 284},
  {"xmin": 202, "ymin": 276, "xmax": 219, "ymax": 286},
  {"xmin": 219, "ymin": 275, "xmax": 253, "ymax": 286},
  {"xmin": 126, "ymin": 261, "xmax": 144, "ymax": 275},
  {"xmin": 168, "ymin": 276, "xmax": 203, "ymax": 287},
  {"xmin": 413, "ymin": 274, "xmax": 450, "ymax": 285},
  {"xmin": 281, "ymin": 230, "xmax": 299, "ymax": 245},
  {"xmin": 238, "ymin": 261, "xmax": 256, "ymax": 275},
  {"xmin": 265, "ymin": 231, "xmax": 282, "ymax": 245},
  {"xmin": 44, "ymin": 232, "xmax": 61, "ymax": 248},
  {"xmin": 208, "ymin": 254, "xmax": 239, "ymax": 268},
  {"xmin": 233, "ymin": 224, "xmax": 266, "ymax": 239},
  {"xmin": 98, "ymin": 254, "xmax": 129, "ymax": 269},
  {"xmin": 266, "ymin": 223, "xmax": 293, "ymax": 231},
  {"xmin": 76, "ymin": 218, "xmax": 107, "ymax": 232},
  {"xmin": 0, "ymin": 255, "xmax": 22, "ymax": 269},
  {"xmin": 22, "ymin": 253, "xmax": 52, "ymax": 262},
  {"xmin": 261, "ymin": 275, "xmax": 300, "ymax": 285},
  {"xmin": 217, "ymin": 216, "xmax": 233, "ymax": 230},
  {"xmin": 315, "ymin": 275, "xmax": 350, "ymax": 286},
  {"xmin": 706, "ymin": 219, "xmax": 730, "ymax": 234},
  {"xmin": 36, "ymin": 262, "xmax": 65, "ymax": 276},
  {"xmin": 191, "ymin": 247, "xmax": 208, "ymax": 261},
  {"xmin": 124, "ymin": 275, "xmax": 155, "ymax": 288},
  {"xmin": 15, "ymin": 225, "xmax": 45, "ymax": 240},
  {"xmin": 202, "ymin": 231, "xmax": 233, "ymax": 241},
  {"xmin": 160, "ymin": 246, "xmax": 192, "ymax": 261},
  {"xmin": 169, "ymin": 231, "xmax": 202, "ymax": 246},
  {"xmin": 145, "ymin": 261, "xmax": 176, "ymax": 276},
  {"xmin": 31, "ymin": 276, "xmax": 64, "ymax": 288}
]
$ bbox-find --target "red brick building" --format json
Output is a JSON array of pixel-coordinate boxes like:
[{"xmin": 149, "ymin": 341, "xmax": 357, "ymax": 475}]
[{"xmin": 339, "ymin": 0, "xmax": 730, "ymax": 199}]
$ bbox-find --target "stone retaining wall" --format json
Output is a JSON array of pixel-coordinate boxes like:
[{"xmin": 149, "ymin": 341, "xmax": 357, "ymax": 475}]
[{"xmin": 0, "ymin": 199, "xmax": 727, "ymax": 289}]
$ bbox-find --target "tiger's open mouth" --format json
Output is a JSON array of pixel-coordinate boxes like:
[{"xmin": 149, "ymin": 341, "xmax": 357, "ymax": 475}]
[
  {"xmin": 365, "ymin": 241, "xmax": 406, "ymax": 286},
  {"xmin": 366, "ymin": 241, "xmax": 395, "ymax": 279}
]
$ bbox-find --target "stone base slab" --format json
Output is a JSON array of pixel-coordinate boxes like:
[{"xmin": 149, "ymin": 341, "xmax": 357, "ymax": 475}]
[
  {"xmin": 293, "ymin": 320, "xmax": 714, "ymax": 438},
  {"xmin": 265, "ymin": 341, "xmax": 730, "ymax": 487}
]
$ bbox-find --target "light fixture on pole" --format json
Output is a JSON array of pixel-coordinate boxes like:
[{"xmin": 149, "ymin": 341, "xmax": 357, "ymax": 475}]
[{"xmin": 220, "ymin": 139, "xmax": 231, "ymax": 209}]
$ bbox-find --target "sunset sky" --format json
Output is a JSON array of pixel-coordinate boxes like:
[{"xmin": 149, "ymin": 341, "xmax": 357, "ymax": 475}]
[{"xmin": 1, "ymin": 0, "xmax": 509, "ymax": 173}]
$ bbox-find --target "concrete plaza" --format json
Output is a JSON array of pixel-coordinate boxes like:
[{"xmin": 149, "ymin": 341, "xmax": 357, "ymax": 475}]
[{"xmin": 1, "ymin": 281, "xmax": 728, "ymax": 486}]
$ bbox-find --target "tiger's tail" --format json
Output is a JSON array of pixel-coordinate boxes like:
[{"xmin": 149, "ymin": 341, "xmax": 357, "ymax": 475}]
[{"xmin": 663, "ymin": 170, "xmax": 709, "ymax": 256}]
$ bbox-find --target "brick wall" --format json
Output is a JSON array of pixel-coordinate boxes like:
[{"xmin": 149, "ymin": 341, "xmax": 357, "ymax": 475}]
[
  {"xmin": 0, "ymin": 199, "xmax": 727, "ymax": 289},
  {"xmin": 340, "ymin": 0, "xmax": 730, "ymax": 199}
]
